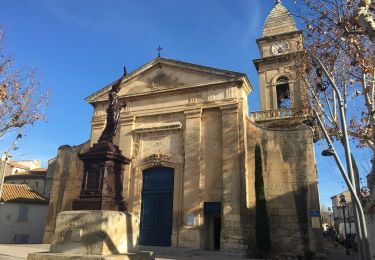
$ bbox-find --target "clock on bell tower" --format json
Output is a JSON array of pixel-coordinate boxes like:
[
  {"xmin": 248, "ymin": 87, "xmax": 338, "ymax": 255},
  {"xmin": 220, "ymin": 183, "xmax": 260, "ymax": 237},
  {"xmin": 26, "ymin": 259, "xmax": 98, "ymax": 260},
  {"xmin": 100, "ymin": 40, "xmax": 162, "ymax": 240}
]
[{"xmin": 253, "ymin": 1, "xmax": 307, "ymax": 114}]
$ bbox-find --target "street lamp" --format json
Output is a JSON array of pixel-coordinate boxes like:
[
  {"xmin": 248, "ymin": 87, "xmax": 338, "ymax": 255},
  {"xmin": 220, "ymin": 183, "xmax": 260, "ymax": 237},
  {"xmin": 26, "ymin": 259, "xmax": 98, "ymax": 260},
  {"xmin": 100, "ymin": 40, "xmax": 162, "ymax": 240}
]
[
  {"xmin": 340, "ymin": 194, "xmax": 350, "ymax": 255},
  {"xmin": 316, "ymin": 81, "xmax": 328, "ymax": 91},
  {"xmin": 322, "ymin": 148, "xmax": 335, "ymax": 157}
]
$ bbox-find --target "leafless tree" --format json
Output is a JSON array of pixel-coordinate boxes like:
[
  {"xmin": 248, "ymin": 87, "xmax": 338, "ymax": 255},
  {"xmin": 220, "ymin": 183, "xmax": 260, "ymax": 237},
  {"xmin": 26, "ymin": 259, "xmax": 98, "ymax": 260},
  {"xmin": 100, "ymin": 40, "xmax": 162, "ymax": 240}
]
[
  {"xmin": 0, "ymin": 29, "xmax": 49, "ymax": 140},
  {"xmin": 293, "ymin": 0, "xmax": 375, "ymax": 195}
]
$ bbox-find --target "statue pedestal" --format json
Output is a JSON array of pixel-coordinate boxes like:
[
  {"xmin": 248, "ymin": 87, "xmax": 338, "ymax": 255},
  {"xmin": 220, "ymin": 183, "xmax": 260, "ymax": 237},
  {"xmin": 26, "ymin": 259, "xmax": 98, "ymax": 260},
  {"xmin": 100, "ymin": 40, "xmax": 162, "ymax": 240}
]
[
  {"xmin": 28, "ymin": 211, "xmax": 154, "ymax": 260},
  {"xmin": 72, "ymin": 142, "xmax": 130, "ymax": 211}
]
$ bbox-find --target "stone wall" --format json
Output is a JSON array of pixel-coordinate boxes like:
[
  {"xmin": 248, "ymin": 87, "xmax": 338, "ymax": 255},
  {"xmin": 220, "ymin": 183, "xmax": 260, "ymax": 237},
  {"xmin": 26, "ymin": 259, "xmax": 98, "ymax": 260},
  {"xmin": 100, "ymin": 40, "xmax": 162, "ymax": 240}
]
[
  {"xmin": 43, "ymin": 142, "xmax": 90, "ymax": 243},
  {"xmin": 245, "ymin": 119, "xmax": 324, "ymax": 258}
]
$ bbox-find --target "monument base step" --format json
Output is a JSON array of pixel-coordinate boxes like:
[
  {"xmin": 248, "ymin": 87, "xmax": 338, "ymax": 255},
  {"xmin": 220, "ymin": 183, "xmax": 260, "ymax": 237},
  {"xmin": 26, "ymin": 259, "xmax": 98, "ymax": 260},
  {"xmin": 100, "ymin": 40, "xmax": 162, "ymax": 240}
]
[{"xmin": 27, "ymin": 251, "xmax": 154, "ymax": 260}]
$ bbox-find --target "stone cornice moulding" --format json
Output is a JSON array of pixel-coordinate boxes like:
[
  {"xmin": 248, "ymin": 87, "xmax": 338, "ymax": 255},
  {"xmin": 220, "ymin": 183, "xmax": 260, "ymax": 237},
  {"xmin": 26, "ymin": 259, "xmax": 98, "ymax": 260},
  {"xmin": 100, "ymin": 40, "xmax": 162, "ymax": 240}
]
[
  {"xmin": 220, "ymin": 103, "xmax": 239, "ymax": 114},
  {"xmin": 256, "ymin": 30, "xmax": 302, "ymax": 45},
  {"xmin": 133, "ymin": 122, "xmax": 183, "ymax": 134},
  {"xmin": 120, "ymin": 116, "xmax": 136, "ymax": 126},
  {"xmin": 93, "ymin": 80, "xmax": 246, "ymax": 104},
  {"xmin": 184, "ymin": 108, "xmax": 202, "ymax": 119},
  {"xmin": 120, "ymin": 100, "xmax": 238, "ymax": 118},
  {"xmin": 91, "ymin": 120, "xmax": 105, "ymax": 129},
  {"xmin": 85, "ymin": 57, "xmax": 252, "ymax": 104},
  {"xmin": 253, "ymin": 51, "xmax": 306, "ymax": 71}
]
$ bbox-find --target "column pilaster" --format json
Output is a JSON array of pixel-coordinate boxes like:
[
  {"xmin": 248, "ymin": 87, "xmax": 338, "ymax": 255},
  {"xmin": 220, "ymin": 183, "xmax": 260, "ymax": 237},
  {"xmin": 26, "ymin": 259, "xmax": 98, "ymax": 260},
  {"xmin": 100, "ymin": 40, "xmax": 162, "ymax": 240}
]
[
  {"xmin": 220, "ymin": 103, "xmax": 245, "ymax": 250},
  {"xmin": 179, "ymin": 108, "xmax": 202, "ymax": 248},
  {"xmin": 118, "ymin": 115, "xmax": 135, "ymax": 204}
]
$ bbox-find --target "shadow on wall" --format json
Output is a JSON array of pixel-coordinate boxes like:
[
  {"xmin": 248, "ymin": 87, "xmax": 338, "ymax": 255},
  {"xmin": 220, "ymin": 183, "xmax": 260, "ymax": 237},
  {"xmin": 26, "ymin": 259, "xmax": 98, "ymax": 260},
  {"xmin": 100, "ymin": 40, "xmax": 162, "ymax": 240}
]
[
  {"xmin": 246, "ymin": 183, "xmax": 323, "ymax": 259},
  {"xmin": 245, "ymin": 119, "xmax": 324, "ymax": 259},
  {"xmin": 43, "ymin": 142, "xmax": 90, "ymax": 243},
  {"xmin": 51, "ymin": 212, "xmax": 134, "ymax": 255}
]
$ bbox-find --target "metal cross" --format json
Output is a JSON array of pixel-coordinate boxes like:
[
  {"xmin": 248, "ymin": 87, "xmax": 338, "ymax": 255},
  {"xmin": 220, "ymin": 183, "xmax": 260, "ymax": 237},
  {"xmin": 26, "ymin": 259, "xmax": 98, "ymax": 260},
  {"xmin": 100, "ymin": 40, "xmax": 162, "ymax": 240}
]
[
  {"xmin": 276, "ymin": 0, "xmax": 282, "ymax": 4},
  {"xmin": 156, "ymin": 45, "xmax": 163, "ymax": 57}
]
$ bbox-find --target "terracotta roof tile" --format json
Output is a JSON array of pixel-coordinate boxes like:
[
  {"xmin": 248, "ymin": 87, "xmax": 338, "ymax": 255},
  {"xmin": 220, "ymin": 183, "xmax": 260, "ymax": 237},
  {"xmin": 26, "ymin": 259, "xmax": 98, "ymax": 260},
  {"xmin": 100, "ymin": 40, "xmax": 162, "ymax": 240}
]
[
  {"xmin": 29, "ymin": 168, "xmax": 47, "ymax": 172},
  {"xmin": 0, "ymin": 184, "xmax": 48, "ymax": 203}
]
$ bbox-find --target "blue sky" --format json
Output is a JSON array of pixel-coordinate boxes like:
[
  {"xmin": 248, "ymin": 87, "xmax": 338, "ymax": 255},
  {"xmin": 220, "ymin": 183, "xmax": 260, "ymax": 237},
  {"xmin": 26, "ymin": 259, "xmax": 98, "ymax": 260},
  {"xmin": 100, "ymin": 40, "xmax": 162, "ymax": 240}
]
[{"xmin": 0, "ymin": 0, "xmax": 371, "ymax": 207}]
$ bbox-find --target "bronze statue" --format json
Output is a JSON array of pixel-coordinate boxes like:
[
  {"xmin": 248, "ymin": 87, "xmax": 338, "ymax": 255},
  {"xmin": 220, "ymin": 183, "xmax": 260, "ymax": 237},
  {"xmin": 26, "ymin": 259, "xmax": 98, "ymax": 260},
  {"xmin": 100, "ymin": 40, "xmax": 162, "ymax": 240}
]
[
  {"xmin": 72, "ymin": 68, "xmax": 130, "ymax": 211},
  {"xmin": 98, "ymin": 75, "xmax": 126, "ymax": 144}
]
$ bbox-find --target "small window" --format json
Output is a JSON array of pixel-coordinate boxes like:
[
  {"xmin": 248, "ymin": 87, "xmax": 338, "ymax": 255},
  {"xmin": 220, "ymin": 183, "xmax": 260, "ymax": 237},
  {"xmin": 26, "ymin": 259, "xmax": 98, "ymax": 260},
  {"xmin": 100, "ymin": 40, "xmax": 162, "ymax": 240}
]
[
  {"xmin": 17, "ymin": 205, "xmax": 29, "ymax": 222},
  {"xmin": 276, "ymin": 76, "xmax": 291, "ymax": 109}
]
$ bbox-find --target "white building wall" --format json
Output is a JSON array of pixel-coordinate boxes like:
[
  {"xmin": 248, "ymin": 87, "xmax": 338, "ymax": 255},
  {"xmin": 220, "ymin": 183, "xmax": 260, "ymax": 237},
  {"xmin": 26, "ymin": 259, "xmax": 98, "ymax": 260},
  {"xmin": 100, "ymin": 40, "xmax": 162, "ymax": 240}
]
[
  {"xmin": 16, "ymin": 160, "xmax": 42, "ymax": 169},
  {"xmin": 0, "ymin": 202, "xmax": 48, "ymax": 243}
]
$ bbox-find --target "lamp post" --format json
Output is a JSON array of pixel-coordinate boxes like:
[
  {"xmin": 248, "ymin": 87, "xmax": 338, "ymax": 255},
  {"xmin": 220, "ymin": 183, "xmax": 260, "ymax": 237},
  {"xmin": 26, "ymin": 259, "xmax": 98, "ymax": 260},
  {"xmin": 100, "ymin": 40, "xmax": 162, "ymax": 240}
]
[
  {"xmin": 340, "ymin": 194, "xmax": 350, "ymax": 255},
  {"xmin": 340, "ymin": 195, "xmax": 348, "ymax": 236}
]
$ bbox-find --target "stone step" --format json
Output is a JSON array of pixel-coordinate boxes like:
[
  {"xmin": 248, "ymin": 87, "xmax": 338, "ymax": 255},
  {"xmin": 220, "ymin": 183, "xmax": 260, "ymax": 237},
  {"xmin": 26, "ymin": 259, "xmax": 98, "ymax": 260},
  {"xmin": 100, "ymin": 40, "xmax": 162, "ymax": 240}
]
[{"xmin": 136, "ymin": 246, "xmax": 247, "ymax": 258}]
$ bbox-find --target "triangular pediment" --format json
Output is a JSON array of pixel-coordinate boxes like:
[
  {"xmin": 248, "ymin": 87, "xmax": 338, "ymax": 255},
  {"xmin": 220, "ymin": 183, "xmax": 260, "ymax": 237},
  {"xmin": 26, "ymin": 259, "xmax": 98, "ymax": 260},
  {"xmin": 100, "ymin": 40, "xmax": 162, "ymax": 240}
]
[{"xmin": 86, "ymin": 58, "xmax": 251, "ymax": 103}]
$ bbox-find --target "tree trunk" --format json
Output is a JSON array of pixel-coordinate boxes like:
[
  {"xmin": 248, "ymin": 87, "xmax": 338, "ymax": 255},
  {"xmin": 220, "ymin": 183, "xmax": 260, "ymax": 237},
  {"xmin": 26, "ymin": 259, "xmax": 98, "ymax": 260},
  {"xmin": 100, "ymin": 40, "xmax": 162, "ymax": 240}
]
[
  {"xmin": 354, "ymin": 0, "xmax": 375, "ymax": 43},
  {"xmin": 340, "ymin": 139, "xmax": 362, "ymax": 197}
]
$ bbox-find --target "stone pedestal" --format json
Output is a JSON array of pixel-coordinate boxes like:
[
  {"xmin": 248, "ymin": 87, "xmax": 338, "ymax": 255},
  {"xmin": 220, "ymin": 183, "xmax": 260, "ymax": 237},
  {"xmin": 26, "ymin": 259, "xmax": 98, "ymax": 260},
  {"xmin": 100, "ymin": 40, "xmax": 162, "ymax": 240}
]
[
  {"xmin": 72, "ymin": 142, "xmax": 130, "ymax": 211},
  {"xmin": 28, "ymin": 211, "xmax": 154, "ymax": 260}
]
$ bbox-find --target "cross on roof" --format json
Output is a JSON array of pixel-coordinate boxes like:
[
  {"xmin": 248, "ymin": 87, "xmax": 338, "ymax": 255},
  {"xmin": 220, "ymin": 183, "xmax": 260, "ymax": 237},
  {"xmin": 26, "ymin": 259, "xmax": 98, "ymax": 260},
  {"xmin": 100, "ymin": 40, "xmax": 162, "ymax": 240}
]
[
  {"xmin": 276, "ymin": 0, "xmax": 282, "ymax": 4},
  {"xmin": 156, "ymin": 45, "xmax": 163, "ymax": 57}
]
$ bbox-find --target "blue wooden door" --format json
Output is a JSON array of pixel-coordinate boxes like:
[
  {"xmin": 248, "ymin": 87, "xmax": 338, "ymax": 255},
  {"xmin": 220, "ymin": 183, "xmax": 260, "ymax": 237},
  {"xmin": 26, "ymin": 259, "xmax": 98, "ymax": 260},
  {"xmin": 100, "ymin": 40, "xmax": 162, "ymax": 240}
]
[{"xmin": 139, "ymin": 167, "xmax": 174, "ymax": 246}]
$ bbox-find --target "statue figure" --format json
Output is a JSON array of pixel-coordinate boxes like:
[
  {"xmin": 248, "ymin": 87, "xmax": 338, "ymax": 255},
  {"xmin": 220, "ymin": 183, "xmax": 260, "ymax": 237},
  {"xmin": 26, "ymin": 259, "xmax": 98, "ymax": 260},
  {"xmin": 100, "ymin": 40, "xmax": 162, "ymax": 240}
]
[{"xmin": 98, "ymin": 78, "xmax": 125, "ymax": 144}]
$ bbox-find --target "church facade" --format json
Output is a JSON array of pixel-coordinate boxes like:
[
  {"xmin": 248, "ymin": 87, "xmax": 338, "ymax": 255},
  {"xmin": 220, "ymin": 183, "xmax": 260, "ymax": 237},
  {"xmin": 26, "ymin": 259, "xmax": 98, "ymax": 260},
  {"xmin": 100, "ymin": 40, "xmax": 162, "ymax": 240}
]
[{"xmin": 44, "ymin": 2, "xmax": 324, "ymax": 258}]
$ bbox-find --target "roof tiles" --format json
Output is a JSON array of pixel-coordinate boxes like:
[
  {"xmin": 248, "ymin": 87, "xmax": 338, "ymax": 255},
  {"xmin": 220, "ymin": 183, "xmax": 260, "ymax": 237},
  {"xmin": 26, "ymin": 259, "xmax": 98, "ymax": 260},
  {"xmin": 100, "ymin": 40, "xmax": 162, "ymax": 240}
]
[
  {"xmin": 263, "ymin": 2, "xmax": 298, "ymax": 37},
  {"xmin": 0, "ymin": 184, "xmax": 48, "ymax": 203}
]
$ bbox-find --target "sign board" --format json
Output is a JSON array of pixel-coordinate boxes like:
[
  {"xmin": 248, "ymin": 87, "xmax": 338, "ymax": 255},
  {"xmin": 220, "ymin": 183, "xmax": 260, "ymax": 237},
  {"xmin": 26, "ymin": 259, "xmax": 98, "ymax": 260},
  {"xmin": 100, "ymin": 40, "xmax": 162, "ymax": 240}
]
[
  {"xmin": 311, "ymin": 216, "xmax": 321, "ymax": 229},
  {"xmin": 309, "ymin": 210, "xmax": 320, "ymax": 217},
  {"xmin": 186, "ymin": 214, "xmax": 195, "ymax": 226}
]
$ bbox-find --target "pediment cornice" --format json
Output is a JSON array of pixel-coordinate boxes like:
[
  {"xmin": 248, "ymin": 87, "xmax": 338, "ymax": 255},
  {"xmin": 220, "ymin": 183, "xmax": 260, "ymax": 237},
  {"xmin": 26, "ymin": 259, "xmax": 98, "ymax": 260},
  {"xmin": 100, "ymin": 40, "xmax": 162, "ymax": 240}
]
[{"xmin": 86, "ymin": 57, "xmax": 252, "ymax": 104}]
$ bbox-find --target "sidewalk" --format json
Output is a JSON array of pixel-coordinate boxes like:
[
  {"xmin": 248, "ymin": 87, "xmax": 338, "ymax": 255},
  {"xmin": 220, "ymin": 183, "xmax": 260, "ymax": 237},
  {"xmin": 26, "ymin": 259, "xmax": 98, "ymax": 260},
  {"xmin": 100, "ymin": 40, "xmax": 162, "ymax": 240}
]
[
  {"xmin": 324, "ymin": 240, "xmax": 358, "ymax": 260},
  {"xmin": 0, "ymin": 244, "xmax": 251, "ymax": 260},
  {"xmin": 2, "ymin": 242, "xmax": 361, "ymax": 260},
  {"xmin": 0, "ymin": 244, "xmax": 49, "ymax": 260}
]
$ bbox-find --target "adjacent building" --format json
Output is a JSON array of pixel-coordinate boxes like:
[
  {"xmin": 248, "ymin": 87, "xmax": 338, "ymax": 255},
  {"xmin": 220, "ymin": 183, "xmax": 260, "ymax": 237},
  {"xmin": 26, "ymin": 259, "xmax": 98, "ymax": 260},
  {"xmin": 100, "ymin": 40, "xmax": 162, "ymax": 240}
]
[
  {"xmin": 4, "ymin": 168, "xmax": 50, "ymax": 198},
  {"xmin": 331, "ymin": 191, "xmax": 356, "ymax": 239},
  {"xmin": 0, "ymin": 159, "xmax": 42, "ymax": 176},
  {"xmin": 0, "ymin": 184, "xmax": 49, "ymax": 243}
]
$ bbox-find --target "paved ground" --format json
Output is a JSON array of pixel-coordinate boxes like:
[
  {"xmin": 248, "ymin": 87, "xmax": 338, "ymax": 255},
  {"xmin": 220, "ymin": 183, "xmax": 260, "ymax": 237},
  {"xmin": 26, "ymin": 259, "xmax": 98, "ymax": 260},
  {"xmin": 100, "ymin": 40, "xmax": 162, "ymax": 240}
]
[
  {"xmin": 0, "ymin": 244, "xmax": 250, "ymax": 260},
  {"xmin": 0, "ymin": 244, "xmax": 49, "ymax": 260},
  {"xmin": 324, "ymin": 240, "xmax": 359, "ymax": 260},
  {"xmin": 0, "ymin": 241, "xmax": 360, "ymax": 259}
]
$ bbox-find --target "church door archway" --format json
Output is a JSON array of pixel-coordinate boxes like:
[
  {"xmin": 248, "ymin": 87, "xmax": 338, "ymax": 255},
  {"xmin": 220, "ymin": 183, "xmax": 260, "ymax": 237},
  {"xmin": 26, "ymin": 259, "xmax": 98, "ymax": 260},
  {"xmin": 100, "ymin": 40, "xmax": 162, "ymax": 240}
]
[{"xmin": 139, "ymin": 166, "xmax": 174, "ymax": 246}]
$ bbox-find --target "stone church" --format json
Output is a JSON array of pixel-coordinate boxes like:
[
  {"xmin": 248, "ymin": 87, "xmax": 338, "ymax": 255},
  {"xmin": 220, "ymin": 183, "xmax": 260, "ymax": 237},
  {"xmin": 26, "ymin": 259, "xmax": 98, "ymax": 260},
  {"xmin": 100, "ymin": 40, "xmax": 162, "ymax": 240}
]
[{"xmin": 44, "ymin": 2, "xmax": 324, "ymax": 258}]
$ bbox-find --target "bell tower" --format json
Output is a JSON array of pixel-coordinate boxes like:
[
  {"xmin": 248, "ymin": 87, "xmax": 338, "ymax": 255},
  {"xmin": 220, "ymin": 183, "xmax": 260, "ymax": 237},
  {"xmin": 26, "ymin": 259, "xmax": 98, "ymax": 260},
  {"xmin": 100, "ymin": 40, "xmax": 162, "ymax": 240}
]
[{"xmin": 253, "ymin": 1, "xmax": 306, "ymax": 114}]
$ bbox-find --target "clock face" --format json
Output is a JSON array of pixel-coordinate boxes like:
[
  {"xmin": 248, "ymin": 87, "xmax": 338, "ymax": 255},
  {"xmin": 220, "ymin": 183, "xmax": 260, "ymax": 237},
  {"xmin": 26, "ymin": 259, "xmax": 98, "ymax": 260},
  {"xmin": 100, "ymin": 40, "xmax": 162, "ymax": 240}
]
[{"xmin": 271, "ymin": 41, "xmax": 290, "ymax": 55}]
